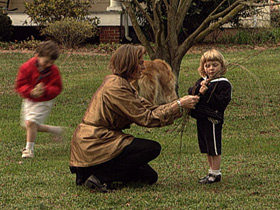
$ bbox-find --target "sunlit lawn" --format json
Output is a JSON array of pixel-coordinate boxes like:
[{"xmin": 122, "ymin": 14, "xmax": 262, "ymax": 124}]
[{"xmin": 0, "ymin": 47, "xmax": 279, "ymax": 209}]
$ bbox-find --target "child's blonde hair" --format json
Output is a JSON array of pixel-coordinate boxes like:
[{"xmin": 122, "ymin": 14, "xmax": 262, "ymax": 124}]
[{"xmin": 198, "ymin": 49, "xmax": 227, "ymax": 78}]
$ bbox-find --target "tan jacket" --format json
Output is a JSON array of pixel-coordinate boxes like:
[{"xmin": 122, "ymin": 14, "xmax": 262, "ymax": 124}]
[{"xmin": 70, "ymin": 75, "xmax": 180, "ymax": 167}]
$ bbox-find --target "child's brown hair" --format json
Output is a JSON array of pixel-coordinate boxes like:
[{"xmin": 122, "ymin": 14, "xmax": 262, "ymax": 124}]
[
  {"xmin": 35, "ymin": 40, "xmax": 59, "ymax": 60},
  {"xmin": 198, "ymin": 49, "xmax": 227, "ymax": 78}
]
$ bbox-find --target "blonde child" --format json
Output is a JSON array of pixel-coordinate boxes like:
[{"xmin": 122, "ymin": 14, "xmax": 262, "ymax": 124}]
[
  {"xmin": 188, "ymin": 49, "xmax": 232, "ymax": 183},
  {"xmin": 15, "ymin": 40, "xmax": 63, "ymax": 158}
]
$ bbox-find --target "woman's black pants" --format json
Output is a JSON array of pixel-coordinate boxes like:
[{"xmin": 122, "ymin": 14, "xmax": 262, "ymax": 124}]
[{"xmin": 70, "ymin": 138, "xmax": 161, "ymax": 186}]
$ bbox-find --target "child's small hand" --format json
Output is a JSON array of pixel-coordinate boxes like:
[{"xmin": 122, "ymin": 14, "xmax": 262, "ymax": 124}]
[
  {"xmin": 199, "ymin": 84, "xmax": 208, "ymax": 95},
  {"xmin": 200, "ymin": 79, "xmax": 210, "ymax": 86},
  {"xmin": 31, "ymin": 82, "xmax": 45, "ymax": 98}
]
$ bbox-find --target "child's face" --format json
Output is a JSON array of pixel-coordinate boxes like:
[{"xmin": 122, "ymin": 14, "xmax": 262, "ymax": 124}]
[
  {"xmin": 37, "ymin": 56, "xmax": 55, "ymax": 70},
  {"xmin": 204, "ymin": 60, "xmax": 222, "ymax": 78}
]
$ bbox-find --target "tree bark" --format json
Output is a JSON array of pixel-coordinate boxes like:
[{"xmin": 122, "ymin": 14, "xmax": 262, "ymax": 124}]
[{"xmin": 122, "ymin": 0, "xmax": 279, "ymax": 90}]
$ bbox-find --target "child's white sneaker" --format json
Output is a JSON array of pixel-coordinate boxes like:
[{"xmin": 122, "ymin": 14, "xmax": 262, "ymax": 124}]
[
  {"xmin": 22, "ymin": 148, "xmax": 34, "ymax": 158},
  {"xmin": 55, "ymin": 126, "xmax": 65, "ymax": 136},
  {"xmin": 52, "ymin": 126, "xmax": 65, "ymax": 142}
]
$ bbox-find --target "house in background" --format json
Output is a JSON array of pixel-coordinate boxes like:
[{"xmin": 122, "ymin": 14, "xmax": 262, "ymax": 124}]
[
  {"xmin": 1, "ymin": 0, "xmax": 274, "ymax": 43},
  {"xmin": 1, "ymin": 0, "xmax": 137, "ymax": 43}
]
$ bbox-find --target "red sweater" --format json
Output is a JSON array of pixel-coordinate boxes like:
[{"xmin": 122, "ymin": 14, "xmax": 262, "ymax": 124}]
[{"xmin": 15, "ymin": 57, "xmax": 62, "ymax": 102}]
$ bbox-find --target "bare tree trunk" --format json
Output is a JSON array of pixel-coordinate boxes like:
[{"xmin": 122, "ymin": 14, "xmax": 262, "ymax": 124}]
[{"xmin": 122, "ymin": 0, "xmax": 279, "ymax": 90}]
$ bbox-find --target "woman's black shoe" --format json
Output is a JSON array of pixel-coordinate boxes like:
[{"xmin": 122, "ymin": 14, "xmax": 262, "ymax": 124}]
[{"xmin": 85, "ymin": 175, "xmax": 108, "ymax": 193}]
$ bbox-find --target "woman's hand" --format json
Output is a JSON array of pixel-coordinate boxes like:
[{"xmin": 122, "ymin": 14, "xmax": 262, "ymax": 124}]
[{"xmin": 180, "ymin": 95, "xmax": 200, "ymax": 109}]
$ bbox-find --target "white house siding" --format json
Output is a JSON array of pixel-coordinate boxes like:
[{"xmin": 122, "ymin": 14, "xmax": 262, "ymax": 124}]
[
  {"xmin": 240, "ymin": 5, "xmax": 271, "ymax": 28},
  {"xmin": 6, "ymin": 0, "xmax": 125, "ymax": 26},
  {"xmin": 6, "ymin": 0, "xmax": 273, "ymax": 28}
]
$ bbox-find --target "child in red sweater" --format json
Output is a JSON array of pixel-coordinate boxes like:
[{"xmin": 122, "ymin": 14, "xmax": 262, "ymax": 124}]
[{"xmin": 15, "ymin": 40, "xmax": 63, "ymax": 158}]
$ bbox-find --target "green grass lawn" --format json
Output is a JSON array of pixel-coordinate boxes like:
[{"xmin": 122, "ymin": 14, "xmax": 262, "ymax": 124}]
[{"xmin": 0, "ymin": 47, "xmax": 279, "ymax": 210}]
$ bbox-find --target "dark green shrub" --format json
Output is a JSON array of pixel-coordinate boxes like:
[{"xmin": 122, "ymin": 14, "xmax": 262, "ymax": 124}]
[
  {"xmin": 215, "ymin": 28, "xmax": 280, "ymax": 45},
  {"xmin": 0, "ymin": 37, "xmax": 41, "ymax": 50},
  {"xmin": 0, "ymin": 41, "xmax": 10, "ymax": 49},
  {"xmin": 41, "ymin": 17, "xmax": 97, "ymax": 48},
  {"xmin": 24, "ymin": 0, "xmax": 99, "ymax": 26},
  {"xmin": 0, "ymin": 13, "xmax": 13, "ymax": 41},
  {"xmin": 24, "ymin": 0, "xmax": 99, "ymax": 48}
]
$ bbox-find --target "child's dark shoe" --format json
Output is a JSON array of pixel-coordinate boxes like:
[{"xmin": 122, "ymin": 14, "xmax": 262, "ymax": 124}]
[
  {"xmin": 199, "ymin": 175, "xmax": 209, "ymax": 181},
  {"xmin": 207, "ymin": 174, "xmax": 221, "ymax": 183},
  {"xmin": 199, "ymin": 174, "xmax": 221, "ymax": 184},
  {"xmin": 198, "ymin": 174, "xmax": 210, "ymax": 183}
]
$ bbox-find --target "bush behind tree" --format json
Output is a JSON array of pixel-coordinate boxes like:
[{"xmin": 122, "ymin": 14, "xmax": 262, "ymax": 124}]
[
  {"xmin": 213, "ymin": 28, "xmax": 280, "ymax": 45},
  {"xmin": 24, "ymin": 0, "xmax": 100, "ymax": 48},
  {"xmin": 24, "ymin": 0, "xmax": 98, "ymax": 26},
  {"xmin": 41, "ymin": 17, "xmax": 97, "ymax": 48}
]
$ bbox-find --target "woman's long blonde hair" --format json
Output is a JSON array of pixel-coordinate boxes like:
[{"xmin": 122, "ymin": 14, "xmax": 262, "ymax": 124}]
[
  {"xmin": 109, "ymin": 44, "xmax": 146, "ymax": 79},
  {"xmin": 198, "ymin": 49, "xmax": 227, "ymax": 78}
]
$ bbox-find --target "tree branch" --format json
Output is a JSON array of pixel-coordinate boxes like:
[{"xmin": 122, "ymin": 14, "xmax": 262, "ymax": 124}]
[
  {"xmin": 178, "ymin": 2, "xmax": 245, "ymax": 59},
  {"xmin": 165, "ymin": 0, "xmax": 179, "ymax": 57},
  {"xmin": 121, "ymin": 0, "xmax": 155, "ymax": 32},
  {"xmin": 194, "ymin": 4, "xmax": 245, "ymax": 42},
  {"xmin": 175, "ymin": 0, "xmax": 192, "ymax": 34},
  {"xmin": 207, "ymin": 0, "xmax": 227, "ymax": 17},
  {"xmin": 153, "ymin": 0, "xmax": 165, "ymax": 52},
  {"xmin": 211, "ymin": 0, "xmax": 244, "ymax": 21},
  {"xmin": 186, "ymin": 0, "xmax": 243, "ymax": 43},
  {"xmin": 123, "ymin": 2, "xmax": 155, "ymax": 57},
  {"xmin": 162, "ymin": 0, "xmax": 169, "ymax": 9}
]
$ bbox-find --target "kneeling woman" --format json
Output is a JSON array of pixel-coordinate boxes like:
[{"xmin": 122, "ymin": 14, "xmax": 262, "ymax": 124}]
[{"xmin": 69, "ymin": 44, "xmax": 199, "ymax": 192}]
